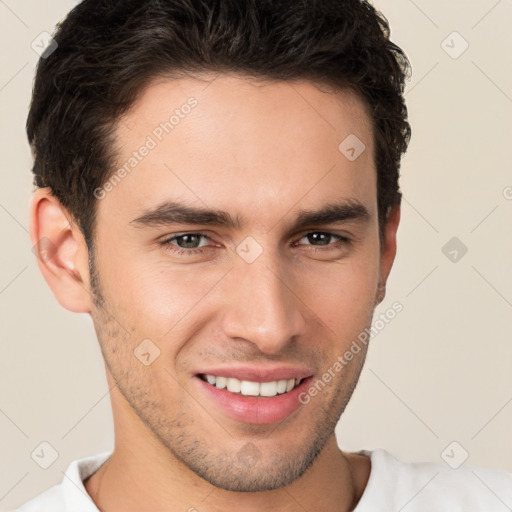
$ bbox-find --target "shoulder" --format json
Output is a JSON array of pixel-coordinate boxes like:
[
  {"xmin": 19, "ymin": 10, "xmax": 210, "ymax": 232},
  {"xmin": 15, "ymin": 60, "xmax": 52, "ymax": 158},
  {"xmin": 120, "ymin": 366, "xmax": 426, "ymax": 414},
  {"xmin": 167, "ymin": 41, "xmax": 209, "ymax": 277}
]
[
  {"xmin": 353, "ymin": 448, "xmax": 512, "ymax": 511},
  {"xmin": 13, "ymin": 451, "xmax": 111, "ymax": 512},
  {"xmin": 14, "ymin": 483, "xmax": 66, "ymax": 512}
]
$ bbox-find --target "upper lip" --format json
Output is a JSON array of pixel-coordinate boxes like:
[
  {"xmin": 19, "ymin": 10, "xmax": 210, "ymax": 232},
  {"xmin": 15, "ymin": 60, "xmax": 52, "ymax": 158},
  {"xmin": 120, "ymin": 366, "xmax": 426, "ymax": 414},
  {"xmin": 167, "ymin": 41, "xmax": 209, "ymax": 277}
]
[{"xmin": 196, "ymin": 366, "xmax": 314, "ymax": 382}]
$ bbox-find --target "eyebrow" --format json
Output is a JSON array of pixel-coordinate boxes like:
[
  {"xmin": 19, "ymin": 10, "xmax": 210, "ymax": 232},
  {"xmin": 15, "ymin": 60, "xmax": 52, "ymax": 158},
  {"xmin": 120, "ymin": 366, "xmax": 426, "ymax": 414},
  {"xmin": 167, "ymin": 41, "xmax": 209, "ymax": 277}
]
[{"xmin": 130, "ymin": 199, "xmax": 370, "ymax": 232}]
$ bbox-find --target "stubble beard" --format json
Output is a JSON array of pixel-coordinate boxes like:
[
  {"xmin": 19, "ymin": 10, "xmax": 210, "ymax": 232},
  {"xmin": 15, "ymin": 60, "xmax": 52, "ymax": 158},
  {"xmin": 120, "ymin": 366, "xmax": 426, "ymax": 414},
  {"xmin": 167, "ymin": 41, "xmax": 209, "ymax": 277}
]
[{"xmin": 87, "ymin": 251, "xmax": 367, "ymax": 492}]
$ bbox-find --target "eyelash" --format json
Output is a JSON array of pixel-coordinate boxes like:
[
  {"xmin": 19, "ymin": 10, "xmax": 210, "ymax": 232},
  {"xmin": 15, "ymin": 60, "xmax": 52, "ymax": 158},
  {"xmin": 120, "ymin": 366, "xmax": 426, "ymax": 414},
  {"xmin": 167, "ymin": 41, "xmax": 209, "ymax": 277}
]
[{"xmin": 160, "ymin": 232, "xmax": 351, "ymax": 257}]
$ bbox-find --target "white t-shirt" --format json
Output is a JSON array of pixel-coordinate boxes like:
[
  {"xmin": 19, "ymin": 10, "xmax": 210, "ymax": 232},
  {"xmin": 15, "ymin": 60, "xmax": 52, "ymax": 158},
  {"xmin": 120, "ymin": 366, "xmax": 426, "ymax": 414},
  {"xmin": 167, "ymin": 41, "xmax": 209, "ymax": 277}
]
[{"xmin": 14, "ymin": 448, "xmax": 512, "ymax": 511}]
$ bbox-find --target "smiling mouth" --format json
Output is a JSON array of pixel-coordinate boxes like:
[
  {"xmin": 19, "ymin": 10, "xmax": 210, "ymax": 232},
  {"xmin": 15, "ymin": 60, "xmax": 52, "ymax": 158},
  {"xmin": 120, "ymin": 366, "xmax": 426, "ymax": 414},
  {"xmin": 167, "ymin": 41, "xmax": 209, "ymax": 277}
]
[{"xmin": 198, "ymin": 374, "xmax": 305, "ymax": 398}]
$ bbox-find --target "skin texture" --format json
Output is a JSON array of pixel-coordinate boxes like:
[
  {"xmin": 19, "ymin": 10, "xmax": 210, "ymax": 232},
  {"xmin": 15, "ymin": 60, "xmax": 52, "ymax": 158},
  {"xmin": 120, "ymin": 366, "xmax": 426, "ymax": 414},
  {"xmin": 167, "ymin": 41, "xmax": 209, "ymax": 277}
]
[{"xmin": 30, "ymin": 74, "xmax": 400, "ymax": 511}]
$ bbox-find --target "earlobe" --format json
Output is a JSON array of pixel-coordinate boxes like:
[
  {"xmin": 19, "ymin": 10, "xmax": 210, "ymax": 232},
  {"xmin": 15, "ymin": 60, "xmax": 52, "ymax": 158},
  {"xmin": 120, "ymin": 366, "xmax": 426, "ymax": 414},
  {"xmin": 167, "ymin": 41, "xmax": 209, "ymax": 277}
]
[
  {"xmin": 30, "ymin": 188, "xmax": 93, "ymax": 313},
  {"xmin": 375, "ymin": 282, "xmax": 386, "ymax": 305}
]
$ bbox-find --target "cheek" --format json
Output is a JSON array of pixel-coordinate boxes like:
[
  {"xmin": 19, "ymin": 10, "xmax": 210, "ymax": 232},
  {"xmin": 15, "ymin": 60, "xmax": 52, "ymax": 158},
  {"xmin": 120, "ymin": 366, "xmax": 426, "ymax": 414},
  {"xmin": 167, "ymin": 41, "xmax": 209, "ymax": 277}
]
[
  {"xmin": 97, "ymin": 246, "xmax": 227, "ymax": 341},
  {"xmin": 296, "ymin": 248, "xmax": 380, "ymax": 336}
]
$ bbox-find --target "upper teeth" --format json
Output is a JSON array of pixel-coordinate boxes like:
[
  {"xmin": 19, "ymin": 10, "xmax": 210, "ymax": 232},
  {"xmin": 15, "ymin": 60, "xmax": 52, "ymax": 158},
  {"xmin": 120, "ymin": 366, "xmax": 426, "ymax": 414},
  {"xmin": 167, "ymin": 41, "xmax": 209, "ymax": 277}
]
[{"xmin": 204, "ymin": 375, "xmax": 300, "ymax": 397}]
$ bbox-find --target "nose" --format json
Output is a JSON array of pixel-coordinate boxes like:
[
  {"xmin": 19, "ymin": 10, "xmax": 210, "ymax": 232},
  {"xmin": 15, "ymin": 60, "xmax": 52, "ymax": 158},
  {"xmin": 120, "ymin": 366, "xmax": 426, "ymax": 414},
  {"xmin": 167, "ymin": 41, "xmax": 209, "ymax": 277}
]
[{"xmin": 220, "ymin": 253, "xmax": 307, "ymax": 355}]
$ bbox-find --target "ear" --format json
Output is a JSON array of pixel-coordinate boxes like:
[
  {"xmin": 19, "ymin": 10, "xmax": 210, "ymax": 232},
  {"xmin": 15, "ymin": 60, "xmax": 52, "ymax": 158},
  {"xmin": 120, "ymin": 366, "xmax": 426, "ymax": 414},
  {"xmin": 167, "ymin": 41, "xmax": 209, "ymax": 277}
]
[
  {"xmin": 30, "ymin": 187, "xmax": 93, "ymax": 313},
  {"xmin": 375, "ymin": 203, "xmax": 400, "ymax": 305}
]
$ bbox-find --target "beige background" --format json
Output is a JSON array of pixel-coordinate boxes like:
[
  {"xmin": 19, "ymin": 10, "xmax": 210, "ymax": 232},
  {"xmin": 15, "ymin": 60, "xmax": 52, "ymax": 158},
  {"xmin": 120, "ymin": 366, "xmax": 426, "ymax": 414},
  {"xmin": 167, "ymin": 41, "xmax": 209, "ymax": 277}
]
[{"xmin": 1, "ymin": 0, "xmax": 511, "ymax": 509}]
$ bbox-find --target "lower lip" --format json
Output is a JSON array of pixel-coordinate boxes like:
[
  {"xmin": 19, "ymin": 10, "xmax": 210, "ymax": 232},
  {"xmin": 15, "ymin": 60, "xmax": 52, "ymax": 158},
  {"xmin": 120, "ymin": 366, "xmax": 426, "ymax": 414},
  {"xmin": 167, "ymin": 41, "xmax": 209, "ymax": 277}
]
[{"xmin": 195, "ymin": 376, "xmax": 313, "ymax": 425}]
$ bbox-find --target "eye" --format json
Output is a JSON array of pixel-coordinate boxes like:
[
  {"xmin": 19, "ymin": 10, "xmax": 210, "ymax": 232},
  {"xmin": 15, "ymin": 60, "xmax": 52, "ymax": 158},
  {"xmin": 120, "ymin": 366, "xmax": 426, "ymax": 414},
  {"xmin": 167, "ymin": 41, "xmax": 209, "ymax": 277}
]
[
  {"xmin": 295, "ymin": 232, "xmax": 350, "ymax": 250},
  {"xmin": 161, "ymin": 233, "xmax": 213, "ymax": 256}
]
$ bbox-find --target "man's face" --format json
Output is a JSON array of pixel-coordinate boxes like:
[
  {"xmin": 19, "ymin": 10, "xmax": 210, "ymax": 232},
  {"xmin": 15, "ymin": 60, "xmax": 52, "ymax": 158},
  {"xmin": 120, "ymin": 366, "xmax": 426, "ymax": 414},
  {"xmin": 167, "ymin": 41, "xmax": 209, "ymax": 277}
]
[{"xmin": 90, "ymin": 74, "xmax": 388, "ymax": 491}]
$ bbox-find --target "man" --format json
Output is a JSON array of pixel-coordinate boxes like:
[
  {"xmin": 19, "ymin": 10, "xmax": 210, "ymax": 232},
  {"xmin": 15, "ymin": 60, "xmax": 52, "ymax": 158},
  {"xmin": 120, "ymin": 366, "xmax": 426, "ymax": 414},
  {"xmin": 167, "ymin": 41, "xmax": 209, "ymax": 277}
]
[{"xmin": 16, "ymin": 0, "xmax": 512, "ymax": 510}]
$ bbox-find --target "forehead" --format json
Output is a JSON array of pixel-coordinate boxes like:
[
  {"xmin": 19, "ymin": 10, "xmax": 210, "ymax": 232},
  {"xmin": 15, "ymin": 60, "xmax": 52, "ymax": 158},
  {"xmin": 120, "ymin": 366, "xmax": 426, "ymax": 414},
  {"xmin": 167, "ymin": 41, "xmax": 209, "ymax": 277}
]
[{"xmin": 102, "ymin": 73, "xmax": 376, "ymax": 227}]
